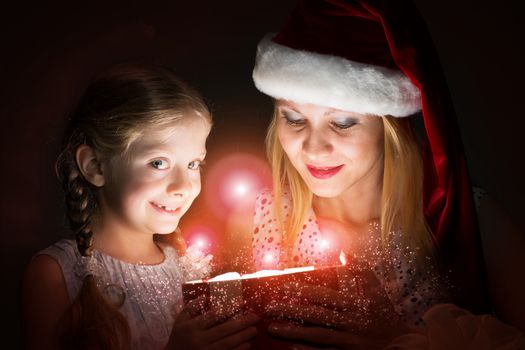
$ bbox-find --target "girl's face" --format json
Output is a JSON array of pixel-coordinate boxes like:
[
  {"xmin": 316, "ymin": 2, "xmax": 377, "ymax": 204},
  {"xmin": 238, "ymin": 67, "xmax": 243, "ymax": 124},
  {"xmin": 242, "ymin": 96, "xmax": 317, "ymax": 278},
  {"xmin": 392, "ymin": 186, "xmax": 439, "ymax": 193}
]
[
  {"xmin": 276, "ymin": 100, "xmax": 384, "ymax": 199},
  {"xmin": 99, "ymin": 117, "xmax": 210, "ymax": 236}
]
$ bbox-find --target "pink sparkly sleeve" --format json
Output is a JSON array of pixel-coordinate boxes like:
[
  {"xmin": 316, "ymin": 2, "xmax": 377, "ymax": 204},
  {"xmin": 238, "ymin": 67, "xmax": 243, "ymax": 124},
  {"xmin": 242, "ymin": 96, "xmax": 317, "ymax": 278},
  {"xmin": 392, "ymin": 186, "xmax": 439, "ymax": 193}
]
[{"xmin": 379, "ymin": 237, "xmax": 450, "ymax": 328}]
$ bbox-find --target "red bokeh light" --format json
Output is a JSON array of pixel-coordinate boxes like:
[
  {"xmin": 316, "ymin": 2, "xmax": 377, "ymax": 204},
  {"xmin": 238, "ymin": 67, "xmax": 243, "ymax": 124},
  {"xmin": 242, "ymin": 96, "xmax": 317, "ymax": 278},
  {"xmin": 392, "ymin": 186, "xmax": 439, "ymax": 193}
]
[
  {"xmin": 204, "ymin": 153, "xmax": 271, "ymax": 218},
  {"xmin": 184, "ymin": 225, "xmax": 216, "ymax": 254}
]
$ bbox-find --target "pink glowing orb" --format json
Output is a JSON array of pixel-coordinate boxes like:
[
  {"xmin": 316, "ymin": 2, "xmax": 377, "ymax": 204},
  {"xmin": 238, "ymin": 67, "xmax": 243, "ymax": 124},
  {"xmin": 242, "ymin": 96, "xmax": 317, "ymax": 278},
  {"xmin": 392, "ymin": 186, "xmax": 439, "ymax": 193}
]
[
  {"xmin": 320, "ymin": 239, "xmax": 331, "ymax": 250},
  {"xmin": 263, "ymin": 253, "xmax": 274, "ymax": 263},
  {"xmin": 185, "ymin": 226, "xmax": 215, "ymax": 253},
  {"xmin": 204, "ymin": 153, "xmax": 271, "ymax": 218}
]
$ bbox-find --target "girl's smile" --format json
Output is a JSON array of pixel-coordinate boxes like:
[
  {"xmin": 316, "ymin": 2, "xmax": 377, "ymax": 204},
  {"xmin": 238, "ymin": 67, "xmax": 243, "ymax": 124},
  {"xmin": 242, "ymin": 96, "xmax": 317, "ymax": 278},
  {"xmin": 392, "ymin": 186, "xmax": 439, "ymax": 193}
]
[{"xmin": 150, "ymin": 201, "xmax": 181, "ymax": 216}]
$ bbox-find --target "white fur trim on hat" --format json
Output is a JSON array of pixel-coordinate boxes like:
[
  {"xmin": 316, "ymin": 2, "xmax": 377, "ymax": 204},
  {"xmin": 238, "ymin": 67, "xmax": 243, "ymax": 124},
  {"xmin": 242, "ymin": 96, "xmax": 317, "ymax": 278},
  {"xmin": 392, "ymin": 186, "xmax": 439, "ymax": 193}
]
[{"xmin": 252, "ymin": 35, "xmax": 421, "ymax": 117}]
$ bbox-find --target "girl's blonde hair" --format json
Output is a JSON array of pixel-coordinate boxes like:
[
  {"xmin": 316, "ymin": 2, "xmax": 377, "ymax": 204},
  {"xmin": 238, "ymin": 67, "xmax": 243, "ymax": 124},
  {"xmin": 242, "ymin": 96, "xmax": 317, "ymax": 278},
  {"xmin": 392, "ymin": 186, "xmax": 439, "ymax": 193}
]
[
  {"xmin": 266, "ymin": 108, "xmax": 434, "ymax": 264},
  {"xmin": 55, "ymin": 62, "xmax": 211, "ymax": 349}
]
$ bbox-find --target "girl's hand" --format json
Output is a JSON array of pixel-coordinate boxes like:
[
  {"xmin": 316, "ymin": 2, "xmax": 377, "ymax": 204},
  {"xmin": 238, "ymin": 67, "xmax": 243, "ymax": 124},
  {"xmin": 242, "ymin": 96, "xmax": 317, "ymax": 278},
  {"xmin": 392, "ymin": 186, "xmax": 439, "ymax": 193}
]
[
  {"xmin": 166, "ymin": 296, "xmax": 260, "ymax": 350},
  {"xmin": 264, "ymin": 270, "xmax": 410, "ymax": 349}
]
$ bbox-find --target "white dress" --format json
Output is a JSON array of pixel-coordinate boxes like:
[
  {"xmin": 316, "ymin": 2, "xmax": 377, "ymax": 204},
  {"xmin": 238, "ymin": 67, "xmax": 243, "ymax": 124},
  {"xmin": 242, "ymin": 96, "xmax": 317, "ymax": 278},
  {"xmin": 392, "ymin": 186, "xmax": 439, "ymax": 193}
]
[
  {"xmin": 252, "ymin": 189, "xmax": 449, "ymax": 328},
  {"xmin": 38, "ymin": 239, "xmax": 210, "ymax": 350}
]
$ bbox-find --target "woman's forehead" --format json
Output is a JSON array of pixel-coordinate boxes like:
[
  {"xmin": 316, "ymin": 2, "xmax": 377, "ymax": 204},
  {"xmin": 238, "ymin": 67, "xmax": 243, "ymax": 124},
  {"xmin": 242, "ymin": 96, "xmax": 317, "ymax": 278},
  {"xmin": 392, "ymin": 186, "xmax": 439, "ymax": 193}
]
[{"xmin": 276, "ymin": 99, "xmax": 368, "ymax": 118}]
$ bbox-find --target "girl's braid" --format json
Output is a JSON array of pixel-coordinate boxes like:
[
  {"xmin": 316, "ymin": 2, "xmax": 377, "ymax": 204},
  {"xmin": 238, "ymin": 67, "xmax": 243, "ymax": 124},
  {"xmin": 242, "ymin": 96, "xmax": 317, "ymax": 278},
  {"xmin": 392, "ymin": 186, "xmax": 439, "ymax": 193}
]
[{"xmin": 57, "ymin": 132, "xmax": 97, "ymax": 257}]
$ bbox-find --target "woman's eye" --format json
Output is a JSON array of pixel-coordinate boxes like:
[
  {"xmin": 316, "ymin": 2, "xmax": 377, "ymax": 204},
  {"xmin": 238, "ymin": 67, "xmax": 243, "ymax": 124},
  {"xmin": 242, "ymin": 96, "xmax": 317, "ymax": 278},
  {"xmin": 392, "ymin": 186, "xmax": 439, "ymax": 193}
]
[
  {"xmin": 151, "ymin": 159, "xmax": 169, "ymax": 170},
  {"xmin": 188, "ymin": 160, "xmax": 205, "ymax": 170},
  {"xmin": 282, "ymin": 111, "xmax": 305, "ymax": 126},
  {"xmin": 331, "ymin": 118, "xmax": 357, "ymax": 130},
  {"xmin": 286, "ymin": 118, "xmax": 305, "ymax": 126}
]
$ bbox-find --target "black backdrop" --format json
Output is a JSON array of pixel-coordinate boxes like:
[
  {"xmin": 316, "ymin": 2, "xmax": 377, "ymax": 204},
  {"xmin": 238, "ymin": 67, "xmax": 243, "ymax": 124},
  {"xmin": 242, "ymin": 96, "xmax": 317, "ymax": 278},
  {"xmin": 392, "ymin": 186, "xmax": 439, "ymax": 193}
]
[{"xmin": 1, "ymin": 1, "xmax": 523, "ymax": 347}]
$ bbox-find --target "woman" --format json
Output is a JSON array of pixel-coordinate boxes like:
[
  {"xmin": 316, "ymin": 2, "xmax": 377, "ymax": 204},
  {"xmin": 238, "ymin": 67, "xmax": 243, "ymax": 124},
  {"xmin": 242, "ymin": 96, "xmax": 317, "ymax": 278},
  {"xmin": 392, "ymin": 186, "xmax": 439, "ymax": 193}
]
[{"xmin": 234, "ymin": 0, "xmax": 525, "ymax": 348}]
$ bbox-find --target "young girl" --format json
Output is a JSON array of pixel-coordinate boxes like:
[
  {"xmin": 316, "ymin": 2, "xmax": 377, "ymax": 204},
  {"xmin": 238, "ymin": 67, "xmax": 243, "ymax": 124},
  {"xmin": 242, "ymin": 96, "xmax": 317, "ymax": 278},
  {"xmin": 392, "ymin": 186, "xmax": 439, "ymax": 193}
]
[
  {"xmin": 242, "ymin": 0, "xmax": 525, "ymax": 348},
  {"xmin": 22, "ymin": 63, "xmax": 259, "ymax": 350}
]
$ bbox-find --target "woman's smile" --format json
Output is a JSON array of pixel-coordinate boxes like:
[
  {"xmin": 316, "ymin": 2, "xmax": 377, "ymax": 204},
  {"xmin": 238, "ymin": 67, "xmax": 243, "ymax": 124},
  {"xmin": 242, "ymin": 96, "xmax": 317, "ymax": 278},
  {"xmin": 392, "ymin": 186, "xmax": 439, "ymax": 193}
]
[{"xmin": 306, "ymin": 164, "xmax": 345, "ymax": 179}]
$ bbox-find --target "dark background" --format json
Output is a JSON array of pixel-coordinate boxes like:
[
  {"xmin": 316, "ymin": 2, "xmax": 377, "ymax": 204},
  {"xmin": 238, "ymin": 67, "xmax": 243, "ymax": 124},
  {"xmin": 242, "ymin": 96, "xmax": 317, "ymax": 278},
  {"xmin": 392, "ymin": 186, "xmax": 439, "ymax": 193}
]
[{"xmin": 1, "ymin": 0, "xmax": 523, "ymax": 347}]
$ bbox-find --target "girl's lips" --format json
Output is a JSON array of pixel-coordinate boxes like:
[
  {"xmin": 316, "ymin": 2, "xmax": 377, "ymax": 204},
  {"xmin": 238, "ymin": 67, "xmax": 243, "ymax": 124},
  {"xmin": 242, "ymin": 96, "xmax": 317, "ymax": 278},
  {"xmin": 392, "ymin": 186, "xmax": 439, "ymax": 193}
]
[
  {"xmin": 306, "ymin": 164, "xmax": 344, "ymax": 179},
  {"xmin": 150, "ymin": 202, "xmax": 181, "ymax": 216}
]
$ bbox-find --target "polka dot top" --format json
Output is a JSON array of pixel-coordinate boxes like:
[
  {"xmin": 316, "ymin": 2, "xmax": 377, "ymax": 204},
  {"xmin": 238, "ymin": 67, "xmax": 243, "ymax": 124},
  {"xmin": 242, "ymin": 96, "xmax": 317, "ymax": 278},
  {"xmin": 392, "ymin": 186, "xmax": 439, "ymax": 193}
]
[
  {"xmin": 252, "ymin": 189, "xmax": 449, "ymax": 328},
  {"xmin": 252, "ymin": 189, "xmax": 339, "ymax": 269}
]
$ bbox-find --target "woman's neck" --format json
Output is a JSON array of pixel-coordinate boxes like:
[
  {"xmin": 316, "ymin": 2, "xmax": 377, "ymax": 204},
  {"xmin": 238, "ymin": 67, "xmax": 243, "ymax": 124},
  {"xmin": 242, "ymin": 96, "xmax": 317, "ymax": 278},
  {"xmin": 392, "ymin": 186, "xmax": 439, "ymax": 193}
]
[
  {"xmin": 312, "ymin": 179, "xmax": 382, "ymax": 229},
  {"xmin": 312, "ymin": 180, "xmax": 383, "ymax": 258}
]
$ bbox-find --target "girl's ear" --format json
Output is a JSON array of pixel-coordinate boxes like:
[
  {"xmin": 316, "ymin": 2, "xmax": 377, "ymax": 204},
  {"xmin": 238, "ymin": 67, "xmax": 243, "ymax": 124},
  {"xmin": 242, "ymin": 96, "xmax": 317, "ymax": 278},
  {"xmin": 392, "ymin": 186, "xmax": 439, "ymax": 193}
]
[{"xmin": 76, "ymin": 145, "xmax": 105, "ymax": 187}]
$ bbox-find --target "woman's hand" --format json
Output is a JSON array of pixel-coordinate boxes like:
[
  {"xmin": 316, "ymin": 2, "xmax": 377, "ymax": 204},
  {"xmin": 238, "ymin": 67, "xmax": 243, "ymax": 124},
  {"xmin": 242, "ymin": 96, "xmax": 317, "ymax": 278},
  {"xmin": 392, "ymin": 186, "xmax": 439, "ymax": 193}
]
[
  {"xmin": 166, "ymin": 296, "xmax": 260, "ymax": 350},
  {"xmin": 264, "ymin": 270, "xmax": 410, "ymax": 349}
]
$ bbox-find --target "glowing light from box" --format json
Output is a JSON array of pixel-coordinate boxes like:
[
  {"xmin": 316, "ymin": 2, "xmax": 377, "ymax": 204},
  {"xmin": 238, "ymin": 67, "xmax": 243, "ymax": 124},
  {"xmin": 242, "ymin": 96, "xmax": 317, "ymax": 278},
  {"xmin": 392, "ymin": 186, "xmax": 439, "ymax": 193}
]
[
  {"xmin": 339, "ymin": 251, "xmax": 347, "ymax": 265},
  {"xmin": 204, "ymin": 266, "xmax": 317, "ymax": 282}
]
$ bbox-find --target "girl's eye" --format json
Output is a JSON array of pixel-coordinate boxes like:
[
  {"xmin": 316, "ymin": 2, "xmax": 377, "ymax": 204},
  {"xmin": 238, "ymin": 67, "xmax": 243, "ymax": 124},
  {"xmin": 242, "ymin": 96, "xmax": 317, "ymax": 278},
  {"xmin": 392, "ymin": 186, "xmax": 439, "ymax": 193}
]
[
  {"xmin": 188, "ymin": 160, "xmax": 205, "ymax": 170},
  {"xmin": 151, "ymin": 159, "xmax": 169, "ymax": 170}
]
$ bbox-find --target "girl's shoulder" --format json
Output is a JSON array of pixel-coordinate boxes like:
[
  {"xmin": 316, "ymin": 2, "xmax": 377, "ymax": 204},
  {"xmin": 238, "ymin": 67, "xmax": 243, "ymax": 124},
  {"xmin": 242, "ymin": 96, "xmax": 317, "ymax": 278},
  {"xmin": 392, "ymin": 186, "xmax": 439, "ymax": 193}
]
[
  {"xmin": 37, "ymin": 238, "xmax": 79, "ymax": 261},
  {"xmin": 22, "ymin": 240, "xmax": 75, "ymax": 326},
  {"xmin": 34, "ymin": 239, "xmax": 80, "ymax": 277}
]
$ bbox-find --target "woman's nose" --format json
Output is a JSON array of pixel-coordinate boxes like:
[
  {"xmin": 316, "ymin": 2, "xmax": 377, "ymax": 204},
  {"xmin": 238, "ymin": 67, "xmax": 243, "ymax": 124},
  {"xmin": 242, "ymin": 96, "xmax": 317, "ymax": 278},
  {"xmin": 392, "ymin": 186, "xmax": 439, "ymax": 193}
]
[
  {"xmin": 166, "ymin": 167, "xmax": 192, "ymax": 197},
  {"xmin": 302, "ymin": 129, "xmax": 333, "ymax": 160}
]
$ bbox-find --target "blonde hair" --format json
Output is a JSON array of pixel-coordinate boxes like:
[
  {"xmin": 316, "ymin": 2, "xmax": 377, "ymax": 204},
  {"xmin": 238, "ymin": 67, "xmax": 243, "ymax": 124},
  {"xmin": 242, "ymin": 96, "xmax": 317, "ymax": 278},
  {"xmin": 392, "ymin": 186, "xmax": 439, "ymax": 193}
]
[
  {"xmin": 55, "ymin": 62, "xmax": 211, "ymax": 349},
  {"xmin": 266, "ymin": 108, "xmax": 434, "ymax": 264}
]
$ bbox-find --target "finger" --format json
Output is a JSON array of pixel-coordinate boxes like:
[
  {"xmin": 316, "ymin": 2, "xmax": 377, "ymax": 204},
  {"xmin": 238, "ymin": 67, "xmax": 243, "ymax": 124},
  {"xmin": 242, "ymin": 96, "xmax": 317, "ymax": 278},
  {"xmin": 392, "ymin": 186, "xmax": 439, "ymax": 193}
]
[
  {"xmin": 283, "ymin": 282, "xmax": 350, "ymax": 309},
  {"xmin": 266, "ymin": 301, "xmax": 349, "ymax": 328},
  {"xmin": 268, "ymin": 323, "xmax": 371, "ymax": 348},
  {"xmin": 192, "ymin": 310, "xmax": 223, "ymax": 329},
  {"xmin": 230, "ymin": 343, "xmax": 252, "ymax": 350},
  {"xmin": 204, "ymin": 312, "xmax": 260, "ymax": 343},
  {"xmin": 290, "ymin": 344, "xmax": 338, "ymax": 350},
  {"xmin": 193, "ymin": 300, "xmax": 245, "ymax": 329},
  {"xmin": 208, "ymin": 323, "xmax": 258, "ymax": 350},
  {"xmin": 354, "ymin": 270, "xmax": 387, "ymax": 297}
]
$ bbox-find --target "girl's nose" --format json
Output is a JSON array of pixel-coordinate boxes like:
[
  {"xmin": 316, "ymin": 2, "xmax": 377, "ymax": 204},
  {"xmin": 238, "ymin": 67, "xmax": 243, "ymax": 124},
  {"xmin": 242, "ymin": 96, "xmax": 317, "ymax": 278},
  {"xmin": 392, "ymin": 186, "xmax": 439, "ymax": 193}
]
[{"xmin": 166, "ymin": 168, "xmax": 192, "ymax": 197}]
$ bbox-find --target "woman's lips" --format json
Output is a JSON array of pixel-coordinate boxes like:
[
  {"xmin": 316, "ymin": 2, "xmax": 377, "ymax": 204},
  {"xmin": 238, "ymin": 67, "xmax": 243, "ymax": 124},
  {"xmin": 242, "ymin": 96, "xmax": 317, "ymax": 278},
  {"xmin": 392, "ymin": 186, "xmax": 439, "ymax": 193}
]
[
  {"xmin": 306, "ymin": 164, "xmax": 344, "ymax": 179},
  {"xmin": 150, "ymin": 202, "xmax": 181, "ymax": 216}
]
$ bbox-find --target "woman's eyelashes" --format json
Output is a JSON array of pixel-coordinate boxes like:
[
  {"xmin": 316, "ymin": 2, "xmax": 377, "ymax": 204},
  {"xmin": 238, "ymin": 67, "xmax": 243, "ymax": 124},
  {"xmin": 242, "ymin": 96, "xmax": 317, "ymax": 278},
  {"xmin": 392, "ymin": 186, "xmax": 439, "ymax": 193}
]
[
  {"xmin": 281, "ymin": 109, "xmax": 358, "ymax": 130},
  {"xmin": 331, "ymin": 117, "xmax": 358, "ymax": 130},
  {"xmin": 281, "ymin": 110, "xmax": 305, "ymax": 126}
]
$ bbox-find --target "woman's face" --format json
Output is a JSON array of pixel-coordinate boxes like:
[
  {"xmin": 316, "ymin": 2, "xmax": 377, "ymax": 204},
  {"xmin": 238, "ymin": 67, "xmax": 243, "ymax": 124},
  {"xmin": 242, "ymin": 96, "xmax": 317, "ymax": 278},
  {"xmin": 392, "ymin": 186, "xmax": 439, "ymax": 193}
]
[{"xmin": 276, "ymin": 100, "xmax": 384, "ymax": 199}]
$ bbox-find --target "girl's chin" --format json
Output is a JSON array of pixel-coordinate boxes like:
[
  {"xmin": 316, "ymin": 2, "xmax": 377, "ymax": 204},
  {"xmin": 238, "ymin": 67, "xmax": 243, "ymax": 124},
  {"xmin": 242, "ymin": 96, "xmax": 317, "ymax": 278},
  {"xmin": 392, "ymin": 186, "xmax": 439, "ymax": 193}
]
[
  {"xmin": 152, "ymin": 224, "xmax": 180, "ymax": 235},
  {"xmin": 154, "ymin": 231, "xmax": 175, "ymax": 235}
]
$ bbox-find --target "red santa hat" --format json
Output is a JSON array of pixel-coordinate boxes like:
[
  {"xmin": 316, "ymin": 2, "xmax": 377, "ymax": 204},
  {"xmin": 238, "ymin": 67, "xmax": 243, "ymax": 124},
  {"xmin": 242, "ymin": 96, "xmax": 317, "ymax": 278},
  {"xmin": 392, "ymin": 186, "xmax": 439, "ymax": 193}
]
[
  {"xmin": 253, "ymin": 0, "xmax": 421, "ymax": 117},
  {"xmin": 253, "ymin": 0, "xmax": 491, "ymax": 314}
]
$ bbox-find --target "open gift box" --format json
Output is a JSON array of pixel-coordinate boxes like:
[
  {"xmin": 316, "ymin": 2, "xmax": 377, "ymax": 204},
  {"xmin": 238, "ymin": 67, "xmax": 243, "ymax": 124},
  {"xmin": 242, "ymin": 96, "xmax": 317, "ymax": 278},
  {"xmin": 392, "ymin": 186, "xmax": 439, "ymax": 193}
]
[{"xmin": 182, "ymin": 264, "xmax": 352, "ymax": 349}]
